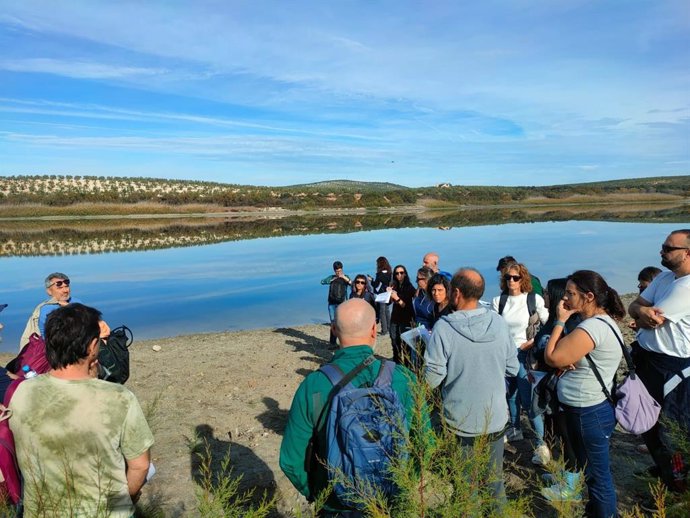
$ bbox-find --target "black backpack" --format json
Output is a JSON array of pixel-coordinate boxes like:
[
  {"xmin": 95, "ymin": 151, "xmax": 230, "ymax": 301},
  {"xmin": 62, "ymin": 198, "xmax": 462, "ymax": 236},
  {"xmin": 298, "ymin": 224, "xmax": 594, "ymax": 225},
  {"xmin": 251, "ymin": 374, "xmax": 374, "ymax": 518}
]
[
  {"xmin": 98, "ymin": 325, "xmax": 132, "ymax": 384},
  {"xmin": 328, "ymin": 278, "xmax": 348, "ymax": 304}
]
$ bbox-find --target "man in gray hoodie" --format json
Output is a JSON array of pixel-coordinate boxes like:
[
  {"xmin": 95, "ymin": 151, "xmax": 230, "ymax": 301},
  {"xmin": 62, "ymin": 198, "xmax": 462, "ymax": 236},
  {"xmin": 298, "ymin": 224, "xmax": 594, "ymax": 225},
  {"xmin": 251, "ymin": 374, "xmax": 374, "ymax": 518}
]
[{"xmin": 424, "ymin": 267, "xmax": 519, "ymax": 504}]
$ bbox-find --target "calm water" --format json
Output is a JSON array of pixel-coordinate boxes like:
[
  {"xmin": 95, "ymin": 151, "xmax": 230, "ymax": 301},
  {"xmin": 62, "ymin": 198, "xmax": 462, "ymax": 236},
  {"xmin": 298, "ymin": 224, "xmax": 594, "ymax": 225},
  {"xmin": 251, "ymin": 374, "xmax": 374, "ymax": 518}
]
[{"xmin": 0, "ymin": 219, "xmax": 683, "ymax": 352}]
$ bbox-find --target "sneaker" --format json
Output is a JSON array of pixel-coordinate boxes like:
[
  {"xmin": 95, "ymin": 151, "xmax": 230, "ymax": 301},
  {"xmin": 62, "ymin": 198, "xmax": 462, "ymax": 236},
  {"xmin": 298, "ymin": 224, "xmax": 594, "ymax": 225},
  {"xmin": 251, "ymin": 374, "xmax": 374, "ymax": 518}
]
[
  {"xmin": 505, "ymin": 427, "xmax": 524, "ymax": 442},
  {"xmin": 532, "ymin": 444, "xmax": 552, "ymax": 466},
  {"xmin": 541, "ymin": 483, "xmax": 582, "ymax": 502}
]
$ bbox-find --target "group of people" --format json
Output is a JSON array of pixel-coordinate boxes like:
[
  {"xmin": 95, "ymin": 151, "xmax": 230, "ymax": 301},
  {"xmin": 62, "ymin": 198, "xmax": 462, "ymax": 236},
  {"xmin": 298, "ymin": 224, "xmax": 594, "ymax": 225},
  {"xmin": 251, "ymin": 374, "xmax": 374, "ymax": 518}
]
[
  {"xmin": 1, "ymin": 273, "xmax": 153, "ymax": 517},
  {"xmin": 283, "ymin": 229, "xmax": 690, "ymax": 518}
]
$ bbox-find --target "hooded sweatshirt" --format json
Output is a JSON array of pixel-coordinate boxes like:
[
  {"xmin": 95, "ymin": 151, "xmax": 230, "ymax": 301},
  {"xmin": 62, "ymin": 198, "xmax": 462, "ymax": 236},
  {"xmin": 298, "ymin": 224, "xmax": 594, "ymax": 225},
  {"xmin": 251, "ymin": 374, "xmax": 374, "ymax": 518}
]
[{"xmin": 425, "ymin": 306, "xmax": 519, "ymax": 436}]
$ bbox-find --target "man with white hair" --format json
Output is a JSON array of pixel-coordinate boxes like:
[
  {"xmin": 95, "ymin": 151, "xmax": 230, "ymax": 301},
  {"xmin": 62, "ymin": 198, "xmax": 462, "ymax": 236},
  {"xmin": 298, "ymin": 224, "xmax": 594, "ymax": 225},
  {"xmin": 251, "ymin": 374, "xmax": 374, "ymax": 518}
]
[
  {"xmin": 19, "ymin": 272, "xmax": 78, "ymax": 349},
  {"xmin": 422, "ymin": 252, "xmax": 451, "ymax": 281}
]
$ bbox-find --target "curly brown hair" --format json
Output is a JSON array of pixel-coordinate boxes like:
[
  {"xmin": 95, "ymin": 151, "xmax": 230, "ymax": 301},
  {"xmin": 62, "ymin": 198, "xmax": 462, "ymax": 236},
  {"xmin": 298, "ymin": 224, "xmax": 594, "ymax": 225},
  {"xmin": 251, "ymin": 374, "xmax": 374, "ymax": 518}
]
[{"xmin": 499, "ymin": 262, "xmax": 533, "ymax": 293}]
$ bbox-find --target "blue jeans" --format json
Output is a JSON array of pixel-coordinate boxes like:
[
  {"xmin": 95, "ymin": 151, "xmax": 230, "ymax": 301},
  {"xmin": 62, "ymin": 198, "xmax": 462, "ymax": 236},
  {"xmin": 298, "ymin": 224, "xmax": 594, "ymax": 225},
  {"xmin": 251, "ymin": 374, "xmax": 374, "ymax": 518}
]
[
  {"xmin": 563, "ymin": 400, "xmax": 617, "ymax": 518},
  {"xmin": 506, "ymin": 350, "xmax": 545, "ymax": 445},
  {"xmin": 378, "ymin": 302, "xmax": 392, "ymax": 335}
]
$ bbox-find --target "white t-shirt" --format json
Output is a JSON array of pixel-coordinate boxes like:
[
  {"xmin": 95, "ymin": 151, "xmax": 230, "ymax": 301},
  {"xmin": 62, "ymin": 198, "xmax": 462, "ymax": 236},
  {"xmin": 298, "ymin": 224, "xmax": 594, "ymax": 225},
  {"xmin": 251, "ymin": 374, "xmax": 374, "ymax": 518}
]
[
  {"xmin": 637, "ymin": 270, "xmax": 690, "ymax": 358},
  {"xmin": 492, "ymin": 292, "xmax": 549, "ymax": 348}
]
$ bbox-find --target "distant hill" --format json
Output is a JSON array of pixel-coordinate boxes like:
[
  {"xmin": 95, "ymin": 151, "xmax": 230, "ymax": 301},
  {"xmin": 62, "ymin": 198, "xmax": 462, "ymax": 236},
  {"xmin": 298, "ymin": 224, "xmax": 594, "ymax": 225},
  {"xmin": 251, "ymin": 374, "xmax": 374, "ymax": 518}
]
[
  {"xmin": 288, "ymin": 179, "xmax": 408, "ymax": 192},
  {"xmin": 0, "ymin": 174, "xmax": 687, "ymax": 214}
]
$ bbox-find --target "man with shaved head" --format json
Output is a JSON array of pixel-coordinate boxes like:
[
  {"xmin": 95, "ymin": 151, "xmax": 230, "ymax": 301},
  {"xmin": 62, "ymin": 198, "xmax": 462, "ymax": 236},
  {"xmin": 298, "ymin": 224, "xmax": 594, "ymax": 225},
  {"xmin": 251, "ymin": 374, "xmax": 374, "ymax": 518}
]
[
  {"xmin": 280, "ymin": 299, "xmax": 419, "ymax": 516},
  {"xmin": 425, "ymin": 268, "xmax": 518, "ymax": 507},
  {"xmin": 422, "ymin": 252, "xmax": 451, "ymax": 281}
]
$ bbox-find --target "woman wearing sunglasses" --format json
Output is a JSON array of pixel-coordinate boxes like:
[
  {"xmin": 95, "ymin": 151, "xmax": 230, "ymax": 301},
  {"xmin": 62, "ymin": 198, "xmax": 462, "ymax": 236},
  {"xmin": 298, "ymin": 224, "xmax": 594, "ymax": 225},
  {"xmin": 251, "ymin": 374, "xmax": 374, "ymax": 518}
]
[
  {"xmin": 492, "ymin": 262, "xmax": 550, "ymax": 466},
  {"xmin": 349, "ymin": 274, "xmax": 376, "ymax": 309},
  {"xmin": 387, "ymin": 265, "xmax": 416, "ymax": 365},
  {"xmin": 428, "ymin": 273, "xmax": 453, "ymax": 327}
]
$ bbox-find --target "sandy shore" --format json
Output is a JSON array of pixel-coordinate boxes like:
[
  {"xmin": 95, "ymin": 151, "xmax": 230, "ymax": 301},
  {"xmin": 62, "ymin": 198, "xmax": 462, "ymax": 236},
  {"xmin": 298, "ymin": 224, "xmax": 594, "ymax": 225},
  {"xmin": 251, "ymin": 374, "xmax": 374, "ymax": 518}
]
[
  {"xmin": 127, "ymin": 322, "xmax": 343, "ymax": 517},
  {"xmin": 0, "ymin": 294, "xmax": 660, "ymax": 517}
]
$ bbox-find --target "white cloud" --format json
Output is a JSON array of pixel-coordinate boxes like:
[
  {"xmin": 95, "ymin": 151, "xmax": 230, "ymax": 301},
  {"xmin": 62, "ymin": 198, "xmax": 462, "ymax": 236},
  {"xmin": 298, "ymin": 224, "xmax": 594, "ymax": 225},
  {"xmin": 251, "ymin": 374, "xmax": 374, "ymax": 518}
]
[{"xmin": 0, "ymin": 58, "xmax": 168, "ymax": 79}]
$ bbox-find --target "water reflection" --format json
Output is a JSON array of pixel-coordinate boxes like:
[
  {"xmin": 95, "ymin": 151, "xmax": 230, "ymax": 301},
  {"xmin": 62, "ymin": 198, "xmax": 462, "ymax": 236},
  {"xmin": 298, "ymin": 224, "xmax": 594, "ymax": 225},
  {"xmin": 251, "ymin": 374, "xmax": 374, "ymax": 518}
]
[
  {"xmin": 0, "ymin": 203, "xmax": 687, "ymax": 257},
  {"xmin": 0, "ymin": 207, "xmax": 686, "ymax": 352}
]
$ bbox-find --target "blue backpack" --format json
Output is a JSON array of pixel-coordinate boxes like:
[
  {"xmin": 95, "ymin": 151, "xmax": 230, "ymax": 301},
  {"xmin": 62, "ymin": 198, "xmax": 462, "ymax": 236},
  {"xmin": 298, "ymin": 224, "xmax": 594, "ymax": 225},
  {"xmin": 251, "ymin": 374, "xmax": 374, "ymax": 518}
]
[{"xmin": 318, "ymin": 358, "xmax": 408, "ymax": 509}]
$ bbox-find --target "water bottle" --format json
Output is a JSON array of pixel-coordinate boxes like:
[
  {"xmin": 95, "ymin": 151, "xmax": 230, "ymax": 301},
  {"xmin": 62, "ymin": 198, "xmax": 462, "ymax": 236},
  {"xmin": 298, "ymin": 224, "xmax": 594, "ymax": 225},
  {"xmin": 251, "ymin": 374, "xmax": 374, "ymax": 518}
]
[{"xmin": 22, "ymin": 365, "xmax": 37, "ymax": 379}]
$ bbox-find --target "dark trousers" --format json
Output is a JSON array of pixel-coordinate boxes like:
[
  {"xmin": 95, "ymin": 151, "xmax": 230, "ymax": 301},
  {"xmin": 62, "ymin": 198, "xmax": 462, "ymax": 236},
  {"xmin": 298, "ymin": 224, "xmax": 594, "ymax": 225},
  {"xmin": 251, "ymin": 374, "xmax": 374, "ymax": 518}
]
[
  {"xmin": 456, "ymin": 432, "xmax": 507, "ymax": 507},
  {"xmin": 632, "ymin": 342, "xmax": 690, "ymax": 491},
  {"xmin": 545, "ymin": 410, "xmax": 578, "ymax": 471},
  {"xmin": 389, "ymin": 322, "xmax": 410, "ymax": 366},
  {"xmin": 319, "ymin": 511, "xmax": 362, "ymax": 518}
]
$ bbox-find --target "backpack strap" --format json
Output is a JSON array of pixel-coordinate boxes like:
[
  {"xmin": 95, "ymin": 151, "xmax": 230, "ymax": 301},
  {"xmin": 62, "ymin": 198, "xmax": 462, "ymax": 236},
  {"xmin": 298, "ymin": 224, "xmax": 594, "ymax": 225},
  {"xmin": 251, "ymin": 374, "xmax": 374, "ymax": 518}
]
[
  {"xmin": 497, "ymin": 293, "xmax": 508, "ymax": 315},
  {"xmin": 314, "ymin": 355, "xmax": 376, "ymax": 432},
  {"xmin": 2, "ymin": 378, "xmax": 24, "ymax": 408},
  {"xmin": 374, "ymin": 360, "xmax": 396, "ymax": 387}
]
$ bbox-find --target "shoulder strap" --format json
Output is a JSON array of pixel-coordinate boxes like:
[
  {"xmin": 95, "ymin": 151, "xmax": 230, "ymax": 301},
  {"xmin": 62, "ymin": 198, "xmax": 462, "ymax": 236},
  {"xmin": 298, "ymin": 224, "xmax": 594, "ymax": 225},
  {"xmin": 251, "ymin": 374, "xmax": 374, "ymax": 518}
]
[
  {"xmin": 314, "ymin": 355, "xmax": 376, "ymax": 431},
  {"xmin": 374, "ymin": 360, "xmax": 396, "ymax": 387},
  {"xmin": 595, "ymin": 317, "xmax": 635, "ymax": 372},
  {"xmin": 498, "ymin": 293, "xmax": 508, "ymax": 315},
  {"xmin": 2, "ymin": 378, "xmax": 24, "ymax": 407},
  {"xmin": 527, "ymin": 291, "xmax": 536, "ymax": 316},
  {"xmin": 586, "ymin": 317, "xmax": 630, "ymax": 404},
  {"xmin": 584, "ymin": 354, "xmax": 615, "ymax": 404}
]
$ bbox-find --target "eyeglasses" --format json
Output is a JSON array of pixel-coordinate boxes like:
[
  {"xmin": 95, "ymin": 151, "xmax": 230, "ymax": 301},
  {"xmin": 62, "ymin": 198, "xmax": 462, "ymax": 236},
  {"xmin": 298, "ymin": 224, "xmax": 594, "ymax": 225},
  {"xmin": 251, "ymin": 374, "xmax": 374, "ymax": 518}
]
[
  {"xmin": 394, "ymin": 271, "xmax": 406, "ymax": 276},
  {"xmin": 48, "ymin": 279, "xmax": 70, "ymax": 288},
  {"xmin": 354, "ymin": 280, "xmax": 366, "ymax": 285},
  {"xmin": 416, "ymin": 278, "xmax": 426, "ymax": 282},
  {"xmin": 503, "ymin": 274, "xmax": 521, "ymax": 282},
  {"xmin": 661, "ymin": 244, "xmax": 689, "ymax": 254}
]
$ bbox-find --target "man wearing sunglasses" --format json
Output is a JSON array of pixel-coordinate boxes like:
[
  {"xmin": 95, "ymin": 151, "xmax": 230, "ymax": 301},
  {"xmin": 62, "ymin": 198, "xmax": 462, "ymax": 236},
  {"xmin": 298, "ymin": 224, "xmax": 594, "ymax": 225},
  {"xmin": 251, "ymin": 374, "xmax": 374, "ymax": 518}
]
[
  {"xmin": 19, "ymin": 272, "xmax": 79, "ymax": 349},
  {"xmin": 629, "ymin": 229, "xmax": 690, "ymax": 492}
]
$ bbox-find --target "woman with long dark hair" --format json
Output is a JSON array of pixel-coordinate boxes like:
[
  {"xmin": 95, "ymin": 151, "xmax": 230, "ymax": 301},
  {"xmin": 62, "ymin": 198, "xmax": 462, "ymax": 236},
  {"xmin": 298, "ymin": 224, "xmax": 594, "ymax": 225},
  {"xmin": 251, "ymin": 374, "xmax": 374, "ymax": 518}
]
[
  {"xmin": 428, "ymin": 274, "xmax": 452, "ymax": 326},
  {"xmin": 545, "ymin": 270, "xmax": 625, "ymax": 518},
  {"xmin": 387, "ymin": 264, "xmax": 415, "ymax": 365},
  {"xmin": 373, "ymin": 256, "xmax": 393, "ymax": 335}
]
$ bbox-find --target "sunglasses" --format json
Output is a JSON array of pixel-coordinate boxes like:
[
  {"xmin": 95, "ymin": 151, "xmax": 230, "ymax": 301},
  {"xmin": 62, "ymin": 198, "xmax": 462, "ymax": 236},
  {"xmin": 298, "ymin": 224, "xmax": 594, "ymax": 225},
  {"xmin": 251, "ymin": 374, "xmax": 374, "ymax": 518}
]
[
  {"xmin": 416, "ymin": 277, "xmax": 426, "ymax": 282},
  {"xmin": 48, "ymin": 279, "xmax": 70, "ymax": 288},
  {"xmin": 354, "ymin": 280, "xmax": 366, "ymax": 285},
  {"xmin": 394, "ymin": 271, "xmax": 406, "ymax": 276},
  {"xmin": 503, "ymin": 274, "xmax": 522, "ymax": 282},
  {"xmin": 661, "ymin": 244, "xmax": 689, "ymax": 253}
]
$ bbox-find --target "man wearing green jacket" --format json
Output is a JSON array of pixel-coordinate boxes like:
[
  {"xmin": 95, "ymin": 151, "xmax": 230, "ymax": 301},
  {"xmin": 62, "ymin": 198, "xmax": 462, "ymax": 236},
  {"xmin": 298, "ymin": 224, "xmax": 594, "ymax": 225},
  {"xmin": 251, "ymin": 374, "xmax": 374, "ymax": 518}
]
[{"xmin": 279, "ymin": 299, "xmax": 420, "ymax": 516}]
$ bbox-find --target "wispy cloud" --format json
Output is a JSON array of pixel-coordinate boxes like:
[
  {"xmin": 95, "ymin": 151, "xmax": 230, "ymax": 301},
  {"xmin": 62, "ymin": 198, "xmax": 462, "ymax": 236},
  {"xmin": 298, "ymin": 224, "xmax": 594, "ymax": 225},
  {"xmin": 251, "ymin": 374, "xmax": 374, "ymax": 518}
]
[
  {"xmin": 0, "ymin": 58, "xmax": 168, "ymax": 79},
  {"xmin": 0, "ymin": 1, "xmax": 687, "ymax": 185}
]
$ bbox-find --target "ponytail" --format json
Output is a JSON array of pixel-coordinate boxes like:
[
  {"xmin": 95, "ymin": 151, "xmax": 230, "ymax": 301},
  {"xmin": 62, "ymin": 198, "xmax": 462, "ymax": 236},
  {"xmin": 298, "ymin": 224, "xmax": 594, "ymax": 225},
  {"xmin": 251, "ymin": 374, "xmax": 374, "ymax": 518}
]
[{"xmin": 604, "ymin": 286, "xmax": 625, "ymax": 320}]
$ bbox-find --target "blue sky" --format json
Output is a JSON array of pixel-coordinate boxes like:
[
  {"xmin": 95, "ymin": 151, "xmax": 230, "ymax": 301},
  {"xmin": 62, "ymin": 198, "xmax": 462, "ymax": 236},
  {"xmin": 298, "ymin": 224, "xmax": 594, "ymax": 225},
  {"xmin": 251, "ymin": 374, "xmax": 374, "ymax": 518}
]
[{"xmin": 0, "ymin": 1, "xmax": 688, "ymax": 187}]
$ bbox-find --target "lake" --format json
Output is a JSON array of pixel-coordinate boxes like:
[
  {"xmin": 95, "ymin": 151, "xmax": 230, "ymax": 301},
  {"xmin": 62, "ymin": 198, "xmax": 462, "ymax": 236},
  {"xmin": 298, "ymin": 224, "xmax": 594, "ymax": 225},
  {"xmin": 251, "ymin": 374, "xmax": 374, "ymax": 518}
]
[{"xmin": 0, "ymin": 206, "xmax": 687, "ymax": 352}]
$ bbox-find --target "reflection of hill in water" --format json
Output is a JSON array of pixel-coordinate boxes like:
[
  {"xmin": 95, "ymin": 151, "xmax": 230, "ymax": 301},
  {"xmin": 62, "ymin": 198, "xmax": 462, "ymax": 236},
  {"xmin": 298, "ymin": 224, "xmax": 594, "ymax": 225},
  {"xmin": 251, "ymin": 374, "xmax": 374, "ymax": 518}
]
[{"xmin": 1, "ymin": 204, "xmax": 688, "ymax": 257}]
